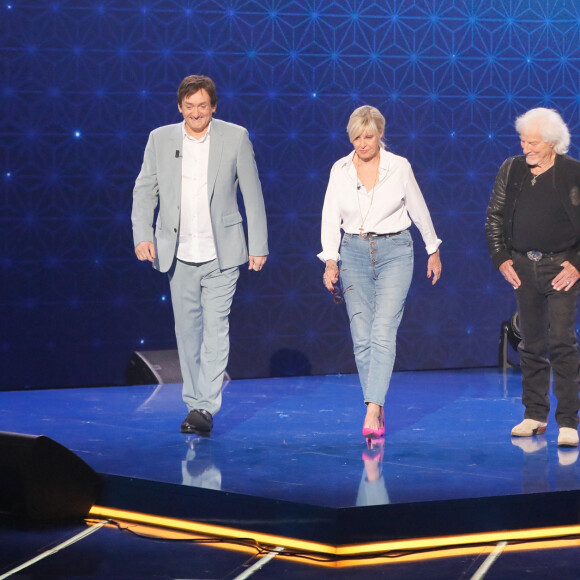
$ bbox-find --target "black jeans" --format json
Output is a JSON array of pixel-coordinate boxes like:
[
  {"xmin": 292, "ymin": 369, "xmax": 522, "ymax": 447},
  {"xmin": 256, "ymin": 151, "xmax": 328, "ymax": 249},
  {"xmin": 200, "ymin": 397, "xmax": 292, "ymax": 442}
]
[{"xmin": 513, "ymin": 251, "xmax": 580, "ymax": 428}]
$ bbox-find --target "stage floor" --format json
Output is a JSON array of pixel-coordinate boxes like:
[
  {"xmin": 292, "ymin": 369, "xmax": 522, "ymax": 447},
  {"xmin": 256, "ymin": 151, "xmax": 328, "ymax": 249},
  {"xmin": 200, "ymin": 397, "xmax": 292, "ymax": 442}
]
[{"xmin": 2, "ymin": 368, "xmax": 580, "ymax": 544}]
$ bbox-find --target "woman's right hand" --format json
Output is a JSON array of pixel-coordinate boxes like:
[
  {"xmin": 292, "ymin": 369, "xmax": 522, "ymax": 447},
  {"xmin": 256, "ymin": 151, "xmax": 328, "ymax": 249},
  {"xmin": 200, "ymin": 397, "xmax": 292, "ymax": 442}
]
[{"xmin": 323, "ymin": 260, "xmax": 339, "ymax": 291}]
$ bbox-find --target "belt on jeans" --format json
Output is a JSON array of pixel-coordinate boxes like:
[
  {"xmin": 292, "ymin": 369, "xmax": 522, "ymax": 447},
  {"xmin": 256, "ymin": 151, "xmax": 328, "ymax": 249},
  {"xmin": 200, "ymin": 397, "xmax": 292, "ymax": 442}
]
[
  {"xmin": 360, "ymin": 230, "xmax": 404, "ymax": 238},
  {"xmin": 517, "ymin": 249, "xmax": 567, "ymax": 262}
]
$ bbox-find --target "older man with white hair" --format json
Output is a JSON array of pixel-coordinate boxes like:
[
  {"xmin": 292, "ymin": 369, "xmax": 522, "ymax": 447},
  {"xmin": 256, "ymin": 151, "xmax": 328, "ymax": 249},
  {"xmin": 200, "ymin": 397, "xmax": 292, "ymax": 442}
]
[{"xmin": 486, "ymin": 107, "xmax": 580, "ymax": 447}]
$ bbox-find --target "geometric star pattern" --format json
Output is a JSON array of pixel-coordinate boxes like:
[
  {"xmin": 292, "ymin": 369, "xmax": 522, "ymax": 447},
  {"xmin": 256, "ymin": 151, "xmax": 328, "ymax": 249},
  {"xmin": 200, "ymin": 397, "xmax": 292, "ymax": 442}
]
[{"xmin": 1, "ymin": 0, "xmax": 579, "ymax": 388}]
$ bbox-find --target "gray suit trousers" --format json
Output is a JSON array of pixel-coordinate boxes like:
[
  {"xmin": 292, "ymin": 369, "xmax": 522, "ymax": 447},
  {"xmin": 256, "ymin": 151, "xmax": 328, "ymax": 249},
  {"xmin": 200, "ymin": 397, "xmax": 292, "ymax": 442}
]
[{"xmin": 168, "ymin": 258, "xmax": 239, "ymax": 415}]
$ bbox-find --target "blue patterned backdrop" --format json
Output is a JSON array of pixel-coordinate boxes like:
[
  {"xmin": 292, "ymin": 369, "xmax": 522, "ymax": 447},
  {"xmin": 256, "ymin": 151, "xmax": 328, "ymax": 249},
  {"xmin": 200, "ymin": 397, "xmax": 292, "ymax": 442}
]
[{"xmin": 1, "ymin": 0, "xmax": 579, "ymax": 389}]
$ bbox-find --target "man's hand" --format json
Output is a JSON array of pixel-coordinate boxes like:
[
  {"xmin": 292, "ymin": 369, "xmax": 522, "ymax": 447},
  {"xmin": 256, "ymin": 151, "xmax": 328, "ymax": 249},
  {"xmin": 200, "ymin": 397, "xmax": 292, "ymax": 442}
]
[
  {"xmin": 552, "ymin": 261, "xmax": 580, "ymax": 292},
  {"xmin": 499, "ymin": 259, "xmax": 521, "ymax": 289},
  {"xmin": 135, "ymin": 241, "xmax": 156, "ymax": 263},
  {"xmin": 249, "ymin": 255, "xmax": 267, "ymax": 271}
]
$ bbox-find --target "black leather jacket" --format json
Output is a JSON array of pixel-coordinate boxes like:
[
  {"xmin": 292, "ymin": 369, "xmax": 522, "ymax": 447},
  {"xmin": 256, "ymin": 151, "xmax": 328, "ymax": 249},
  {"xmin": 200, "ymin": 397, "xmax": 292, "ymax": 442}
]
[{"xmin": 485, "ymin": 154, "xmax": 580, "ymax": 270}]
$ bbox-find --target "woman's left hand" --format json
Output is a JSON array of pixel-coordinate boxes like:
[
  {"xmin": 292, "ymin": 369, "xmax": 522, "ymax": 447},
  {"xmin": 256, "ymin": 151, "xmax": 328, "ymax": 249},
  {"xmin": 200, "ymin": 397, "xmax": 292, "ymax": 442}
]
[
  {"xmin": 427, "ymin": 250, "xmax": 442, "ymax": 285},
  {"xmin": 552, "ymin": 261, "xmax": 580, "ymax": 292}
]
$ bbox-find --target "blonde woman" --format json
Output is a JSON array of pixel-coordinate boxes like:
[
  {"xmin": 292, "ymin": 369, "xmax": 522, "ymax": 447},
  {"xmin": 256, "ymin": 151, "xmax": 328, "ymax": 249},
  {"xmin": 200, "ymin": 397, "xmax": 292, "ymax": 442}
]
[{"xmin": 319, "ymin": 106, "xmax": 442, "ymax": 440}]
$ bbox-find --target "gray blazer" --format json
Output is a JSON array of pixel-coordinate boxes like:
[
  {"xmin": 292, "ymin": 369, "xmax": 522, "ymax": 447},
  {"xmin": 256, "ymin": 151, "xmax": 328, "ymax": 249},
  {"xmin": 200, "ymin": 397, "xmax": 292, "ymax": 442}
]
[{"xmin": 132, "ymin": 118, "xmax": 268, "ymax": 272}]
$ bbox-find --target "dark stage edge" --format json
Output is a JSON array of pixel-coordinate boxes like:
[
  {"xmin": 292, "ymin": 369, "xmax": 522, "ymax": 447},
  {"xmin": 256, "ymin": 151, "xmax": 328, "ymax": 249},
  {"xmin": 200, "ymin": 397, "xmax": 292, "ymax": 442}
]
[{"xmin": 96, "ymin": 473, "xmax": 580, "ymax": 546}]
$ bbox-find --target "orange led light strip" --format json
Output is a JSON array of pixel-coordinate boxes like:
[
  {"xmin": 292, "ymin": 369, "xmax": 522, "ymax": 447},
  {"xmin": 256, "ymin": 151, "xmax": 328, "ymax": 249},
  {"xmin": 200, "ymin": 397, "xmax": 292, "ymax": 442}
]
[{"xmin": 89, "ymin": 505, "xmax": 580, "ymax": 559}]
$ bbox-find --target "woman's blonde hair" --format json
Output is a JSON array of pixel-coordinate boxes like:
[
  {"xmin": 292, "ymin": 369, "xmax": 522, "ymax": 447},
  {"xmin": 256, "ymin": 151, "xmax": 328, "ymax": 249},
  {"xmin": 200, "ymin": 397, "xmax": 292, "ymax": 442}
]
[{"xmin": 347, "ymin": 105, "xmax": 386, "ymax": 149}]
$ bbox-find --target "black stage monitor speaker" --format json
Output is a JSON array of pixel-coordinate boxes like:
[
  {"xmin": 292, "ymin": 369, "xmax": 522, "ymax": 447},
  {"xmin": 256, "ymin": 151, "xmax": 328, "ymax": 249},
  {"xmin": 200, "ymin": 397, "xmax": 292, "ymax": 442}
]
[
  {"xmin": 0, "ymin": 431, "xmax": 102, "ymax": 522},
  {"xmin": 499, "ymin": 311, "xmax": 521, "ymax": 369},
  {"xmin": 125, "ymin": 349, "xmax": 183, "ymax": 385}
]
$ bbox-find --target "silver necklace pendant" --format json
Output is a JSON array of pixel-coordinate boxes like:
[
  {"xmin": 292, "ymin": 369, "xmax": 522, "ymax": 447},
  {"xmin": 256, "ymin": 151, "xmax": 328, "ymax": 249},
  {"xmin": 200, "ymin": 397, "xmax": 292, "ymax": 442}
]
[
  {"xmin": 356, "ymin": 173, "xmax": 378, "ymax": 238},
  {"xmin": 530, "ymin": 161, "xmax": 553, "ymax": 186}
]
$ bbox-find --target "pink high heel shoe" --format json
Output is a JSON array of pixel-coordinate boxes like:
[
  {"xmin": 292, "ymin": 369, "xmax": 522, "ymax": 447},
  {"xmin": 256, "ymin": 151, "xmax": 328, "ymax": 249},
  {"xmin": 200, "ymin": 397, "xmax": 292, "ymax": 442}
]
[{"xmin": 362, "ymin": 406, "xmax": 385, "ymax": 440}]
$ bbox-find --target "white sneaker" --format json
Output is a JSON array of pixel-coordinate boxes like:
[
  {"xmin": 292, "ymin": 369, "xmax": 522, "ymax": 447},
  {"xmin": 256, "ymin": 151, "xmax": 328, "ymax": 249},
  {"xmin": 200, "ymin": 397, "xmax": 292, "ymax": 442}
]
[
  {"xmin": 558, "ymin": 427, "xmax": 579, "ymax": 447},
  {"xmin": 511, "ymin": 418, "xmax": 547, "ymax": 437}
]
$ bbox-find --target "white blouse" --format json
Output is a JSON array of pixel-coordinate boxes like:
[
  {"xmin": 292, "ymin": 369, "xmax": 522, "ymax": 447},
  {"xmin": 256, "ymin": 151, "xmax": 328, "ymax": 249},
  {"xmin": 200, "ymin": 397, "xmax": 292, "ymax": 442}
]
[{"xmin": 318, "ymin": 149, "xmax": 442, "ymax": 262}]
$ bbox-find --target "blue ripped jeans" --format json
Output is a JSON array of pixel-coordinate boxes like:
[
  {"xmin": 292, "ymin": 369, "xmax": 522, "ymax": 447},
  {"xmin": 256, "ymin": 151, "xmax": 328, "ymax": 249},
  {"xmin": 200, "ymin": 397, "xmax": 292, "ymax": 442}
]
[{"xmin": 339, "ymin": 231, "xmax": 414, "ymax": 407}]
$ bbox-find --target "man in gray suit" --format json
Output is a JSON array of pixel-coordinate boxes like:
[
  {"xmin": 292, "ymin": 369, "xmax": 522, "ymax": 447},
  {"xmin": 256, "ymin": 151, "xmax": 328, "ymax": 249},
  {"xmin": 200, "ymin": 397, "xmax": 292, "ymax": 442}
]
[{"xmin": 132, "ymin": 75, "xmax": 268, "ymax": 436}]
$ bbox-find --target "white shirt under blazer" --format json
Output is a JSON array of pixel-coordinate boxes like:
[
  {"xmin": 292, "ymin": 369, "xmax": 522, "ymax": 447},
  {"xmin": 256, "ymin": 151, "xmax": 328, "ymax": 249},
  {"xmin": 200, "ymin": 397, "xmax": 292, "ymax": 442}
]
[
  {"xmin": 177, "ymin": 123, "xmax": 216, "ymax": 263},
  {"xmin": 318, "ymin": 149, "xmax": 442, "ymax": 262}
]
